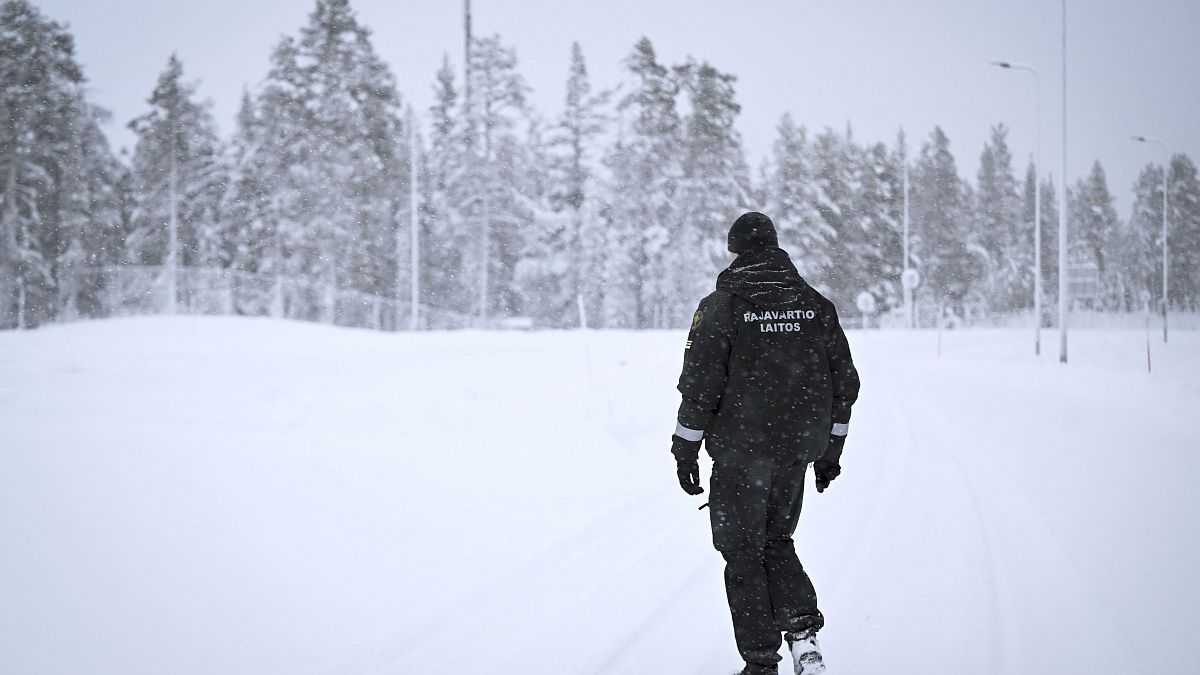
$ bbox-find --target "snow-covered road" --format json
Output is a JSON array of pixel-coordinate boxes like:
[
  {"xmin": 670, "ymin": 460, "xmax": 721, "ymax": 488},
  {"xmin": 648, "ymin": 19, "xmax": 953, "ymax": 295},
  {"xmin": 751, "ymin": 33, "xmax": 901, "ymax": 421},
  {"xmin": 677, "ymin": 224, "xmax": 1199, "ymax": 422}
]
[{"xmin": 2, "ymin": 317, "xmax": 1197, "ymax": 674}]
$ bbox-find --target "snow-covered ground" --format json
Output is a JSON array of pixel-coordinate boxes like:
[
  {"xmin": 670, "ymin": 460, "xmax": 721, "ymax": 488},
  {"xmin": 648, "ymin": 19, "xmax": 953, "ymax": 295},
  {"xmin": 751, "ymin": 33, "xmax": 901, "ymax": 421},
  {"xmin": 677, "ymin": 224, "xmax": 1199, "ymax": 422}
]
[{"xmin": 1, "ymin": 317, "xmax": 1197, "ymax": 675}]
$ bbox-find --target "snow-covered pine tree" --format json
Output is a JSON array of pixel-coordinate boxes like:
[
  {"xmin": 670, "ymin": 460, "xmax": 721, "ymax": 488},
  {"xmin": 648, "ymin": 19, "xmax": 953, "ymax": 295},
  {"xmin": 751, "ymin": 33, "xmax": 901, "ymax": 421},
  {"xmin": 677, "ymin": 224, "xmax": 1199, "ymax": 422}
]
[
  {"xmin": 674, "ymin": 58, "xmax": 751, "ymax": 321},
  {"xmin": 311, "ymin": 0, "xmax": 405, "ymax": 307},
  {"xmin": 975, "ymin": 124, "xmax": 1028, "ymax": 314},
  {"xmin": 849, "ymin": 140, "xmax": 904, "ymax": 314},
  {"xmin": 808, "ymin": 126, "xmax": 859, "ymax": 303},
  {"xmin": 910, "ymin": 126, "xmax": 982, "ymax": 320},
  {"xmin": 56, "ymin": 103, "xmax": 126, "ymax": 320},
  {"xmin": 766, "ymin": 114, "xmax": 831, "ymax": 279},
  {"xmin": 1068, "ymin": 160, "xmax": 1119, "ymax": 308},
  {"xmin": 961, "ymin": 177, "xmax": 983, "ymax": 319},
  {"xmin": 251, "ymin": 35, "xmax": 310, "ymax": 318},
  {"xmin": 225, "ymin": 93, "xmax": 264, "ymax": 275},
  {"xmin": 223, "ymin": 91, "xmax": 285, "ymax": 314},
  {"xmin": 1017, "ymin": 162, "xmax": 1056, "ymax": 321},
  {"xmin": 1123, "ymin": 163, "xmax": 1165, "ymax": 311},
  {"xmin": 1038, "ymin": 174, "xmax": 1060, "ymax": 317},
  {"xmin": 462, "ymin": 33, "xmax": 535, "ymax": 322},
  {"xmin": 510, "ymin": 109, "xmax": 562, "ymax": 321},
  {"xmin": 1123, "ymin": 155, "xmax": 1200, "ymax": 312},
  {"xmin": 411, "ymin": 56, "xmax": 473, "ymax": 318},
  {"xmin": 539, "ymin": 41, "xmax": 610, "ymax": 327},
  {"xmin": 251, "ymin": 0, "xmax": 406, "ymax": 323},
  {"xmin": 1166, "ymin": 154, "xmax": 1199, "ymax": 309},
  {"xmin": 128, "ymin": 54, "xmax": 226, "ymax": 312},
  {"xmin": 0, "ymin": 0, "xmax": 122, "ymax": 327},
  {"xmin": 601, "ymin": 37, "xmax": 682, "ymax": 328}
]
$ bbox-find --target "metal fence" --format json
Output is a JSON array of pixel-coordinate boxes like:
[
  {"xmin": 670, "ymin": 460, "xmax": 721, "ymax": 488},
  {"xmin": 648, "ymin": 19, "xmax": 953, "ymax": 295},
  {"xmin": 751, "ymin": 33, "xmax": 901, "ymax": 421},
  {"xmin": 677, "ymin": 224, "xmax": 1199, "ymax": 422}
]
[{"xmin": 61, "ymin": 265, "xmax": 475, "ymax": 331}]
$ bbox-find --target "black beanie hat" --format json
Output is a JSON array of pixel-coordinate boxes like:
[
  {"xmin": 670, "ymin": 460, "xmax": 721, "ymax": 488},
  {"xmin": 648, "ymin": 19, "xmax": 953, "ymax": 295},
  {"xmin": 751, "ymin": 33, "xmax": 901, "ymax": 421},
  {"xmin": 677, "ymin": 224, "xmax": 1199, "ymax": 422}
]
[{"xmin": 727, "ymin": 211, "xmax": 778, "ymax": 254}]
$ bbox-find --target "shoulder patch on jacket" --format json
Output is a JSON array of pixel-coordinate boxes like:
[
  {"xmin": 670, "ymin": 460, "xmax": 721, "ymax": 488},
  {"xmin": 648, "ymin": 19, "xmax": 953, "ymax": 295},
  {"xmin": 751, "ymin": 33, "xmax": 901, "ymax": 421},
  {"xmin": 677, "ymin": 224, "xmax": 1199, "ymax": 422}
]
[{"xmin": 691, "ymin": 310, "xmax": 703, "ymax": 331}]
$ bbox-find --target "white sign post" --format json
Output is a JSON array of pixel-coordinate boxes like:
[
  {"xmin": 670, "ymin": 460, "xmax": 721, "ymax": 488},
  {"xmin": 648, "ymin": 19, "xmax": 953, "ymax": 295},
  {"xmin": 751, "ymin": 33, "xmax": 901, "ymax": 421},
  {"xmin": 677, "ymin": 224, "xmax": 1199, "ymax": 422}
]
[
  {"xmin": 901, "ymin": 268, "xmax": 920, "ymax": 328},
  {"xmin": 1141, "ymin": 289, "xmax": 1152, "ymax": 373},
  {"xmin": 855, "ymin": 292, "xmax": 877, "ymax": 330}
]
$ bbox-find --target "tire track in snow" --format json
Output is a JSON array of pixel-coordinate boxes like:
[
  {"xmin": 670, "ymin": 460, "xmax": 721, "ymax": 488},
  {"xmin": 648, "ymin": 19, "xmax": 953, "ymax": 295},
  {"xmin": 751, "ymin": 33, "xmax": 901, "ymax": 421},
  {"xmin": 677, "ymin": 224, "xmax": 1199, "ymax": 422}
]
[
  {"xmin": 893, "ymin": 365, "xmax": 1135, "ymax": 674},
  {"xmin": 588, "ymin": 555, "xmax": 717, "ymax": 674},
  {"xmin": 820, "ymin": 368, "xmax": 916, "ymax": 601},
  {"xmin": 485, "ymin": 493, "xmax": 707, "ymax": 673},
  {"xmin": 335, "ymin": 491, "xmax": 655, "ymax": 673},
  {"xmin": 875, "ymin": 371, "xmax": 1006, "ymax": 675},
  {"xmin": 351, "ymin": 491, "xmax": 695, "ymax": 674}
]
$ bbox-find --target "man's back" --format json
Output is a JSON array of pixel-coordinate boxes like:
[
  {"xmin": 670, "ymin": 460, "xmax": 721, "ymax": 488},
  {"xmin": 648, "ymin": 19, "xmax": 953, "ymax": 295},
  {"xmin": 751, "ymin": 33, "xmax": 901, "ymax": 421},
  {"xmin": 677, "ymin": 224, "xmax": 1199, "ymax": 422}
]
[{"xmin": 677, "ymin": 247, "xmax": 859, "ymax": 465}]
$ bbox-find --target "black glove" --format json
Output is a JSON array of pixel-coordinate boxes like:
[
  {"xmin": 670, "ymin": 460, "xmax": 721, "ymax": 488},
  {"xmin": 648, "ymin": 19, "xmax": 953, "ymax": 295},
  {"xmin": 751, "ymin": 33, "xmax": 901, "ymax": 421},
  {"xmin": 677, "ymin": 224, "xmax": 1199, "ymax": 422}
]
[
  {"xmin": 814, "ymin": 459, "xmax": 841, "ymax": 493},
  {"xmin": 677, "ymin": 459, "xmax": 704, "ymax": 495},
  {"xmin": 671, "ymin": 434, "xmax": 704, "ymax": 496},
  {"xmin": 814, "ymin": 433, "xmax": 846, "ymax": 493}
]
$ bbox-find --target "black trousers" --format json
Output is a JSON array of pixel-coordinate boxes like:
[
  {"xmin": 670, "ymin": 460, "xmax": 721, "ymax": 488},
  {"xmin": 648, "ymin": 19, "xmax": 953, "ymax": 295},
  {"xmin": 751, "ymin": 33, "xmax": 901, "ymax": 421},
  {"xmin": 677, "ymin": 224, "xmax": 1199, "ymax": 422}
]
[{"xmin": 709, "ymin": 457, "xmax": 824, "ymax": 666}]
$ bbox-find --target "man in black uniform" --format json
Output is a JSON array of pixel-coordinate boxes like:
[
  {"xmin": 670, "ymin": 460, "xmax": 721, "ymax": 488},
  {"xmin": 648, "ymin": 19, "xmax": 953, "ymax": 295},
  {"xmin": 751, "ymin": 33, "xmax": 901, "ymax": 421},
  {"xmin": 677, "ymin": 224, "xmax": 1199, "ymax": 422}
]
[{"xmin": 670, "ymin": 212, "xmax": 860, "ymax": 675}]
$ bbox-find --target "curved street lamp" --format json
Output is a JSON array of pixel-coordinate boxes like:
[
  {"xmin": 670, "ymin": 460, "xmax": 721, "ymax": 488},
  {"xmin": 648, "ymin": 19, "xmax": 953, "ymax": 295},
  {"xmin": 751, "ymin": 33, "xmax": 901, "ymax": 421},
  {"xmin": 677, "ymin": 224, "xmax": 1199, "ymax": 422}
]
[
  {"xmin": 991, "ymin": 60, "xmax": 1043, "ymax": 356},
  {"xmin": 1132, "ymin": 134, "xmax": 1169, "ymax": 343}
]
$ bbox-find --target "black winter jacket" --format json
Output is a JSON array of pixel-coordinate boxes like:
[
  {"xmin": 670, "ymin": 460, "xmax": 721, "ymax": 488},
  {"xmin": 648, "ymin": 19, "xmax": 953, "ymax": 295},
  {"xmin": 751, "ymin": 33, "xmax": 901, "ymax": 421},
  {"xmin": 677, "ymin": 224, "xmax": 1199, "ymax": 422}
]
[{"xmin": 675, "ymin": 248, "xmax": 860, "ymax": 465}]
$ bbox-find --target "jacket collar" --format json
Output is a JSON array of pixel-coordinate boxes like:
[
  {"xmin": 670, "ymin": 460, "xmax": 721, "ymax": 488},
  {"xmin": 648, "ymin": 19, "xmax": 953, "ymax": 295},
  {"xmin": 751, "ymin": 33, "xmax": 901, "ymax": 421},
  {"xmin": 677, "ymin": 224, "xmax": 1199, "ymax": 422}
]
[{"xmin": 716, "ymin": 247, "xmax": 809, "ymax": 308}]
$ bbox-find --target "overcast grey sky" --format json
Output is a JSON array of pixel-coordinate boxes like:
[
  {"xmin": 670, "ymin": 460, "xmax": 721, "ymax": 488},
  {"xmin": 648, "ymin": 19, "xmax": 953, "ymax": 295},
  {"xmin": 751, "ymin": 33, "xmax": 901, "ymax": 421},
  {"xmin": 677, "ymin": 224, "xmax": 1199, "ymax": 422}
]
[{"xmin": 36, "ymin": 0, "xmax": 1200, "ymax": 215}]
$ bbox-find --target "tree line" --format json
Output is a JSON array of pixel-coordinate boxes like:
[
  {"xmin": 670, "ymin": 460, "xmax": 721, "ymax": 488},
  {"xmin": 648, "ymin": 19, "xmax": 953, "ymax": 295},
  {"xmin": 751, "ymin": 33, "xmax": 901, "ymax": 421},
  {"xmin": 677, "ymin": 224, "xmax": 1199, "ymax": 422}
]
[{"xmin": 2, "ymin": 0, "xmax": 1197, "ymax": 330}]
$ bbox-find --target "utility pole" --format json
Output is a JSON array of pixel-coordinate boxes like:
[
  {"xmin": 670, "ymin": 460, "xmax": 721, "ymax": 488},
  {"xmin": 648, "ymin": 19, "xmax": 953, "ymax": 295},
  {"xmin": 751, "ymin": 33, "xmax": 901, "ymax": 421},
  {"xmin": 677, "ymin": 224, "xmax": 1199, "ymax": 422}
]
[
  {"xmin": 902, "ymin": 152, "xmax": 912, "ymax": 328},
  {"xmin": 167, "ymin": 138, "xmax": 179, "ymax": 314},
  {"xmin": 463, "ymin": 0, "xmax": 489, "ymax": 326},
  {"xmin": 408, "ymin": 107, "xmax": 420, "ymax": 331},
  {"xmin": 464, "ymin": 0, "xmax": 472, "ymax": 107}
]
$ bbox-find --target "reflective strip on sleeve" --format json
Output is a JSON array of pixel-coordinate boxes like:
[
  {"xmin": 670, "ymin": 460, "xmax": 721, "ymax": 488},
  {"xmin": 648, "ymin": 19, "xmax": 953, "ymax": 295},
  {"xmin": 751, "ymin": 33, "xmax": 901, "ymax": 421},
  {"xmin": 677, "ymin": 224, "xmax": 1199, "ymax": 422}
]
[
  {"xmin": 675, "ymin": 423, "xmax": 705, "ymax": 442},
  {"xmin": 831, "ymin": 423, "xmax": 849, "ymax": 437}
]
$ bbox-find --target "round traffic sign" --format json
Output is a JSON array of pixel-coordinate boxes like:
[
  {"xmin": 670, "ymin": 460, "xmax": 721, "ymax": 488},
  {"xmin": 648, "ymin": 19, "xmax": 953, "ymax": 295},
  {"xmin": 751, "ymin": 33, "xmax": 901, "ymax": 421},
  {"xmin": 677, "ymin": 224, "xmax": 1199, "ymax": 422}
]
[{"xmin": 856, "ymin": 291, "xmax": 877, "ymax": 314}]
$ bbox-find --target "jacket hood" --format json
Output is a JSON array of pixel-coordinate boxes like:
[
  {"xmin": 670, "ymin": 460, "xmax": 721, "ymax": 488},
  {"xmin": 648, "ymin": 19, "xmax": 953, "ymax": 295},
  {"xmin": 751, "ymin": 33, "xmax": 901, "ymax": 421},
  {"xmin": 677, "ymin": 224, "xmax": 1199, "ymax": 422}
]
[{"xmin": 715, "ymin": 247, "xmax": 809, "ymax": 308}]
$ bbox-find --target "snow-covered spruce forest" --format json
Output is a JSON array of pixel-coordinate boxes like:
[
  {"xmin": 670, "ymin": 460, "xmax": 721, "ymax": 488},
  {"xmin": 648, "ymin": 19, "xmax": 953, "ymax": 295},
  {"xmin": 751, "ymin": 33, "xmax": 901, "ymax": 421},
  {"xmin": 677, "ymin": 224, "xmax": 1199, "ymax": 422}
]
[{"xmin": 2, "ymin": 0, "xmax": 1199, "ymax": 331}]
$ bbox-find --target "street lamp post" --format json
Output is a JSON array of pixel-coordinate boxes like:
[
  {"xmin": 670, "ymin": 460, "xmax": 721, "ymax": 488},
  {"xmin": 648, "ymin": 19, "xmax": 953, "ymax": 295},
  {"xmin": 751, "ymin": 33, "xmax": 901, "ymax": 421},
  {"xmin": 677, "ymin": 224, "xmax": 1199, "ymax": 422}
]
[
  {"xmin": 1132, "ymin": 135, "xmax": 1169, "ymax": 344},
  {"xmin": 1058, "ymin": 0, "xmax": 1069, "ymax": 363},
  {"xmin": 902, "ymin": 155, "xmax": 912, "ymax": 329},
  {"xmin": 991, "ymin": 60, "xmax": 1042, "ymax": 356}
]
